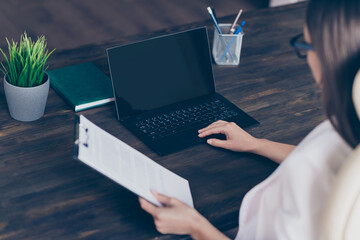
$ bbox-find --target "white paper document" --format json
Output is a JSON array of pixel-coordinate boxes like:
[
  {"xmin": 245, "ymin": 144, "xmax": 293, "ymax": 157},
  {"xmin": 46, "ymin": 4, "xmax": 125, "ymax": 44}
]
[{"xmin": 75, "ymin": 115, "xmax": 194, "ymax": 207}]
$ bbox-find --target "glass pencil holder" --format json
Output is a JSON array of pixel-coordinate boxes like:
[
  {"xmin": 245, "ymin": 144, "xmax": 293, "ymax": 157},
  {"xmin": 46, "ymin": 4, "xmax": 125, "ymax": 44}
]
[{"xmin": 212, "ymin": 24, "xmax": 243, "ymax": 66}]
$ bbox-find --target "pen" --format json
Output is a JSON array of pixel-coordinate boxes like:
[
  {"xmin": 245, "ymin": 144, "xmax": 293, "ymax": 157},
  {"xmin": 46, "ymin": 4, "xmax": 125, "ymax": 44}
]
[
  {"xmin": 207, "ymin": 7, "xmax": 222, "ymax": 35},
  {"xmin": 207, "ymin": 7, "xmax": 236, "ymax": 62},
  {"xmin": 219, "ymin": 21, "xmax": 246, "ymax": 62},
  {"xmin": 230, "ymin": 9, "xmax": 243, "ymax": 34},
  {"xmin": 234, "ymin": 21, "xmax": 246, "ymax": 35},
  {"xmin": 211, "ymin": 7, "xmax": 218, "ymax": 23}
]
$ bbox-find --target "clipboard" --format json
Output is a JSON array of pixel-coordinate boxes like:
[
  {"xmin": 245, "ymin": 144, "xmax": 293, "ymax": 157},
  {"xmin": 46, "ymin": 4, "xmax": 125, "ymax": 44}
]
[
  {"xmin": 73, "ymin": 115, "xmax": 194, "ymax": 208},
  {"xmin": 73, "ymin": 115, "xmax": 83, "ymax": 158}
]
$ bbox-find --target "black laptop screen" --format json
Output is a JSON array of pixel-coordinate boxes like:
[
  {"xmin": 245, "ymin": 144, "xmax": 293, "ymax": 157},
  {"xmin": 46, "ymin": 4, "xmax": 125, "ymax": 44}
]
[{"xmin": 107, "ymin": 27, "xmax": 215, "ymax": 119}]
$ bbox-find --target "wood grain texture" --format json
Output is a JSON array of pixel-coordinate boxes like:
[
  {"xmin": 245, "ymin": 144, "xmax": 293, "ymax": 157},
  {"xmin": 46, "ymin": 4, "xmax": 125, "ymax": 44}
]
[
  {"xmin": 0, "ymin": 2, "xmax": 325, "ymax": 239},
  {"xmin": 0, "ymin": 0, "xmax": 268, "ymax": 51}
]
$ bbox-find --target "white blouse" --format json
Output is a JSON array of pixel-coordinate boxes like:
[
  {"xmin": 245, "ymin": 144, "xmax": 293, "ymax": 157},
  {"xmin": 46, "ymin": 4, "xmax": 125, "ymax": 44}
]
[{"xmin": 235, "ymin": 120, "xmax": 353, "ymax": 240}]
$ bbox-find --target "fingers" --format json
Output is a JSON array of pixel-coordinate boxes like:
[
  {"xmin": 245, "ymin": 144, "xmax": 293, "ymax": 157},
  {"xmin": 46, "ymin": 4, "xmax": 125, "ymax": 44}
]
[
  {"xmin": 140, "ymin": 193, "xmax": 195, "ymax": 235},
  {"xmin": 139, "ymin": 197, "xmax": 167, "ymax": 234},
  {"xmin": 198, "ymin": 120, "xmax": 227, "ymax": 133},
  {"xmin": 139, "ymin": 197, "xmax": 157, "ymax": 215},
  {"xmin": 198, "ymin": 125, "xmax": 227, "ymax": 138},
  {"xmin": 206, "ymin": 138, "xmax": 229, "ymax": 149},
  {"xmin": 152, "ymin": 190, "xmax": 175, "ymax": 206},
  {"xmin": 198, "ymin": 120, "xmax": 227, "ymax": 132},
  {"xmin": 139, "ymin": 191, "xmax": 177, "ymax": 215}
]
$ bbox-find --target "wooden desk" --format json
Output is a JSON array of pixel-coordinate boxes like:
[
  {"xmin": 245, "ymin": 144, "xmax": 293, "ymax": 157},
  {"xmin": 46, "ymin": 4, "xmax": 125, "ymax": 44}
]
[{"xmin": 0, "ymin": 2, "xmax": 324, "ymax": 239}]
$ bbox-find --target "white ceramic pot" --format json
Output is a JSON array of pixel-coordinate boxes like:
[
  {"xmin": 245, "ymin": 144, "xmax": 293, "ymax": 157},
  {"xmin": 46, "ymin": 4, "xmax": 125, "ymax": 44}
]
[{"xmin": 4, "ymin": 74, "xmax": 50, "ymax": 122}]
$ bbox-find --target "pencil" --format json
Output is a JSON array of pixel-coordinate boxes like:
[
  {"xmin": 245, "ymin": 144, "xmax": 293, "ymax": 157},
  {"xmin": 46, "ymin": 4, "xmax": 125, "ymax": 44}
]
[{"xmin": 230, "ymin": 9, "xmax": 243, "ymax": 34}]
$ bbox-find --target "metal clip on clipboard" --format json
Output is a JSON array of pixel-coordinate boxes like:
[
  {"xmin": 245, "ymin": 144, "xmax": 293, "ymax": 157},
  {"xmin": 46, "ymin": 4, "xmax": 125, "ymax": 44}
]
[{"xmin": 73, "ymin": 115, "xmax": 89, "ymax": 159}]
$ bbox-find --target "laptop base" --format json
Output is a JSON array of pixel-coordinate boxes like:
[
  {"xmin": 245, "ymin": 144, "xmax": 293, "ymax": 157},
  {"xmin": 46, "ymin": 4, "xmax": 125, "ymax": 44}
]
[{"xmin": 121, "ymin": 93, "xmax": 258, "ymax": 156}]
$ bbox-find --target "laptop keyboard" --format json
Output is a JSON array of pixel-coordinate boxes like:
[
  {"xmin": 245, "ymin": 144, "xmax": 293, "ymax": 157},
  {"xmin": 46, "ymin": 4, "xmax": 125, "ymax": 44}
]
[{"xmin": 135, "ymin": 100, "xmax": 239, "ymax": 140}]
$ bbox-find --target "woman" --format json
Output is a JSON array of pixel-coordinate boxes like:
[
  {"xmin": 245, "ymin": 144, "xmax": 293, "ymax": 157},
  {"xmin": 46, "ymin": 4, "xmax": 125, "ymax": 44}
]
[{"xmin": 139, "ymin": 0, "xmax": 360, "ymax": 239}]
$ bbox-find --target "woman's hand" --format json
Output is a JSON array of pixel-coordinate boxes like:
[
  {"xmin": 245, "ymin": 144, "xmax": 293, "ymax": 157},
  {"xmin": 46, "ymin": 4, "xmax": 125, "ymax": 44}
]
[
  {"xmin": 139, "ymin": 191, "xmax": 230, "ymax": 240},
  {"xmin": 198, "ymin": 120, "xmax": 296, "ymax": 163},
  {"xmin": 139, "ymin": 191, "xmax": 202, "ymax": 235},
  {"xmin": 198, "ymin": 120, "xmax": 258, "ymax": 153}
]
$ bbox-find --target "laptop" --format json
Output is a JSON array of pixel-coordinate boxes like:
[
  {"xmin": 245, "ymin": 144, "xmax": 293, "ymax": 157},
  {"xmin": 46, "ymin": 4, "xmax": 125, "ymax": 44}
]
[{"xmin": 107, "ymin": 27, "xmax": 258, "ymax": 156}]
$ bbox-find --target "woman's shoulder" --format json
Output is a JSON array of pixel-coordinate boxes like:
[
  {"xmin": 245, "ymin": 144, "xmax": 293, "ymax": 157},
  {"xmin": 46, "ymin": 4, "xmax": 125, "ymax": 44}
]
[
  {"xmin": 300, "ymin": 120, "xmax": 340, "ymax": 145},
  {"xmin": 285, "ymin": 119, "xmax": 352, "ymax": 172}
]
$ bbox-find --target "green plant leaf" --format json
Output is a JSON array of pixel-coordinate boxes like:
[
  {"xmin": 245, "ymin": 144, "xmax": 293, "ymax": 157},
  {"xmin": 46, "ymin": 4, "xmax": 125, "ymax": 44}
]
[
  {"xmin": 0, "ymin": 47, "xmax": 10, "ymax": 80},
  {"xmin": 0, "ymin": 32, "xmax": 55, "ymax": 87}
]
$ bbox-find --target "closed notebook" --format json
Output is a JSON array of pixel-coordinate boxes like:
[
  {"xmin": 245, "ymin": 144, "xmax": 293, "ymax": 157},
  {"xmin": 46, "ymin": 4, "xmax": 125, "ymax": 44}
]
[{"xmin": 47, "ymin": 62, "xmax": 114, "ymax": 112}]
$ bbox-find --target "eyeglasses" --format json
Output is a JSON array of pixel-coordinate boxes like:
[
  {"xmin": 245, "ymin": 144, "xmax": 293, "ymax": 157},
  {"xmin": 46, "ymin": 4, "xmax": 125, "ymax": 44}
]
[{"xmin": 290, "ymin": 33, "xmax": 313, "ymax": 59}]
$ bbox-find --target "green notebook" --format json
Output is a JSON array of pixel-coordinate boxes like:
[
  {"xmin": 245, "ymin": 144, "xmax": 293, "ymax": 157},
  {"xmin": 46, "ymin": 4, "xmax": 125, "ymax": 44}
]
[{"xmin": 47, "ymin": 62, "xmax": 114, "ymax": 112}]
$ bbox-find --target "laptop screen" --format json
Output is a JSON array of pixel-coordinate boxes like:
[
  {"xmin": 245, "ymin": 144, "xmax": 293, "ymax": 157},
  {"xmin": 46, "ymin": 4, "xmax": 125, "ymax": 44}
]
[{"xmin": 107, "ymin": 27, "xmax": 215, "ymax": 119}]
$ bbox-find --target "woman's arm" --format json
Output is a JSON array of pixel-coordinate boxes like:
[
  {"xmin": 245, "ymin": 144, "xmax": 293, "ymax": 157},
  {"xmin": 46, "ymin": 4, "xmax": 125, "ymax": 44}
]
[
  {"xmin": 139, "ymin": 191, "xmax": 230, "ymax": 240},
  {"xmin": 198, "ymin": 120, "xmax": 295, "ymax": 164},
  {"xmin": 250, "ymin": 138, "xmax": 296, "ymax": 164}
]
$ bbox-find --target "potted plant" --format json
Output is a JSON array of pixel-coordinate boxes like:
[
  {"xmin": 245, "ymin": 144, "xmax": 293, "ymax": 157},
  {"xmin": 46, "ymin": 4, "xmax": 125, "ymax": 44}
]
[{"xmin": 0, "ymin": 32, "xmax": 54, "ymax": 121}]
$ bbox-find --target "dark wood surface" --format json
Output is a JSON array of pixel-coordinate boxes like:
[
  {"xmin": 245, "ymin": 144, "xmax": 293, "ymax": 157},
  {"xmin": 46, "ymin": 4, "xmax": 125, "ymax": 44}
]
[
  {"xmin": 0, "ymin": 0, "xmax": 268, "ymax": 51},
  {"xmin": 0, "ymin": 2, "xmax": 325, "ymax": 239}
]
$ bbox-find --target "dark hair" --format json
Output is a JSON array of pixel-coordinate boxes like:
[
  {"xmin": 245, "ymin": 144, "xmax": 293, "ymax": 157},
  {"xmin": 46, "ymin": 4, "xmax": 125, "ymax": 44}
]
[{"xmin": 306, "ymin": 0, "xmax": 360, "ymax": 148}]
